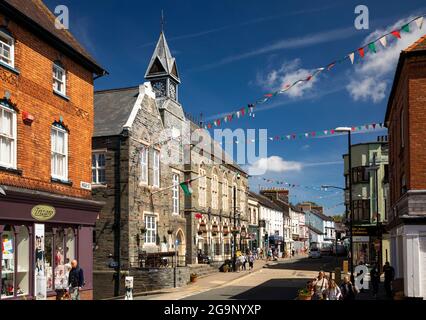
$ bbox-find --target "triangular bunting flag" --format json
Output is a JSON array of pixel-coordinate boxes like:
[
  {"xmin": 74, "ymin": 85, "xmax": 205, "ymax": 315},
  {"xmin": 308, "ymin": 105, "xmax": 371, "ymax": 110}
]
[
  {"xmin": 217, "ymin": 119, "xmax": 221, "ymax": 126},
  {"xmin": 415, "ymin": 17, "xmax": 424, "ymax": 29},
  {"xmin": 379, "ymin": 36, "xmax": 387, "ymax": 48},
  {"xmin": 372, "ymin": 123, "xmax": 376, "ymax": 128},
  {"xmin": 401, "ymin": 23, "xmax": 410, "ymax": 33},
  {"xmin": 327, "ymin": 62, "xmax": 336, "ymax": 70},
  {"xmin": 306, "ymin": 75, "xmax": 312, "ymax": 81},
  {"xmin": 286, "ymin": 135, "xmax": 291, "ymax": 140},
  {"xmin": 324, "ymin": 130, "xmax": 328, "ymax": 135},
  {"xmin": 241, "ymin": 108, "xmax": 245, "ymax": 116},
  {"xmin": 224, "ymin": 116, "xmax": 227, "ymax": 123},
  {"xmin": 330, "ymin": 129, "xmax": 335, "ymax": 134},
  {"xmin": 358, "ymin": 48, "xmax": 365, "ymax": 58},
  {"xmin": 349, "ymin": 52, "xmax": 355, "ymax": 64},
  {"xmin": 236, "ymin": 111, "xmax": 240, "ymax": 118},
  {"xmin": 228, "ymin": 115, "xmax": 233, "ymax": 121},
  {"xmin": 391, "ymin": 30, "xmax": 401, "ymax": 39},
  {"xmin": 368, "ymin": 42, "xmax": 377, "ymax": 53}
]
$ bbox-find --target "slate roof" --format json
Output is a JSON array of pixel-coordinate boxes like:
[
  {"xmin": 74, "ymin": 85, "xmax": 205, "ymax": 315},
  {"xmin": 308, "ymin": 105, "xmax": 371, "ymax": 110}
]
[
  {"xmin": 308, "ymin": 209, "xmax": 333, "ymax": 221},
  {"xmin": 249, "ymin": 192, "xmax": 283, "ymax": 212},
  {"xmin": 2, "ymin": 0, "xmax": 105, "ymax": 75},
  {"xmin": 94, "ymin": 86, "xmax": 139, "ymax": 137},
  {"xmin": 145, "ymin": 32, "xmax": 179, "ymax": 83}
]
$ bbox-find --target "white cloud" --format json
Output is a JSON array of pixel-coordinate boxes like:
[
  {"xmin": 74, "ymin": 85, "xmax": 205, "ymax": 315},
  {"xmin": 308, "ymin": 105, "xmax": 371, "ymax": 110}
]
[
  {"xmin": 257, "ymin": 59, "xmax": 319, "ymax": 98},
  {"xmin": 247, "ymin": 156, "xmax": 302, "ymax": 176},
  {"xmin": 346, "ymin": 16, "xmax": 425, "ymax": 103}
]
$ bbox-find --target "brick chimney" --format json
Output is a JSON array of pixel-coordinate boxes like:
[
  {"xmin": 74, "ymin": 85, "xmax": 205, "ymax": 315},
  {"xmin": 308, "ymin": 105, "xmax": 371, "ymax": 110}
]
[{"xmin": 260, "ymin": 188, "xmax": 289, "ymax": 203}]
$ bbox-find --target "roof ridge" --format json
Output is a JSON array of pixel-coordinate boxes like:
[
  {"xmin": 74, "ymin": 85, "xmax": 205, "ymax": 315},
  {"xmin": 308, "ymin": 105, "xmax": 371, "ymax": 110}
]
[
  {"xmin": 404, "ymin": 34, "xmax": 426, "ymax": 52},
  {"xmin": 95, "ymin": 86, "xmax": 140, "ymax": 94}
]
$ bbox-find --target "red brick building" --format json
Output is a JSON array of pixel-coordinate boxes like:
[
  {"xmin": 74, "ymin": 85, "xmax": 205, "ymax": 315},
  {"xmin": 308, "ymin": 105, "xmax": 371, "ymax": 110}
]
[
  {"xmin": 0, "ymin": 0, "xmax": 105, "ymax": 299},
  {"xmin": 385, "ymin": 35, "xmax": 426, "ymax": 299}
]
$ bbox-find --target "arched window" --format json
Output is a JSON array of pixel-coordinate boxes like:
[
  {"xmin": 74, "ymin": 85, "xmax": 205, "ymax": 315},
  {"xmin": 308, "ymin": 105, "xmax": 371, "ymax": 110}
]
[
  {"xmin": 53, "ymin": 61, "xmax": 67, "ymax": 96},
  {"xmin": 0, "ymin": 101, "xmax": 17, "ymax": 169},
  {"xmin": 198, "ymin": 164, "xmax": 207, "ymax": 207},
  {"xmin": 0, "ymin": 28, "xmax": 15, "ymax": 67},
  {"xmin": 51, "ymin": 123, "xmax": 68, "ymax": 181},
  {"xmin": 212, "ymin": 169, "xmax": 218, "ymax": 210},
  {"xmin": 222, "ymin": 174, "xmax": 229, "ymax": 211}
]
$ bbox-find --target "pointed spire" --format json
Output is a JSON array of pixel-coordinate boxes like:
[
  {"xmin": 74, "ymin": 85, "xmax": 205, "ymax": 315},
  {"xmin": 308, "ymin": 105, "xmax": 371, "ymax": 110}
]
[{"xmin": 145, "ymin": 30, "xmax": 180, "ymax": 83}]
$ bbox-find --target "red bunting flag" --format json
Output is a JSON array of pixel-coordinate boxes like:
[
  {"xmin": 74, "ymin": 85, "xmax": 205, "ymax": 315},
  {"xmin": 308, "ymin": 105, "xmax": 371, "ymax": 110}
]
[
  {"xmin": 330, "ymin": 129, "xmax": 335, "ymax": 134},
  {"xmin": 327, "ymin": 62, "xmax": 336, "ymax": 70},
  {"xmin": 195, "ymin": 213, "xmax": 203, "ymax": 219},
  {"xmin": 372, "ymin": 123, "xmax": 376, "ymax": 128},
  {"xmin": 217, "ymin": 119, "xmax": 221, "ymax": 126},
  {"xmin": 241, "ymin": 108, "xmax": 245, "ymax": 116},
  {"xmin": 208, "ymin": 123, "xmax": 212, "ymax": 129},
  {"xmin": 391, "ymin": 30, "xmax": 401, "ymax": 39},
  {"xmin": 358, "ymin": 48, "xmax": 365, "ymax": 58},
  {"xmin": 306, "ymin": 75, "xmax": 313, "ymax": 81},
  {"xmin": 311, "ymin": 132, "xmax": 316, "ymax": 137},
  {"xmin": 228, "ymin": 115, "xmax": 233, "ymax": 121},
  {"xmin": 265, "ymin": 93, "xmax": 273, "ymax": 98},
  {"xmin": 351, "ymin": 127, "xmax": 356, "ymax": 131}
]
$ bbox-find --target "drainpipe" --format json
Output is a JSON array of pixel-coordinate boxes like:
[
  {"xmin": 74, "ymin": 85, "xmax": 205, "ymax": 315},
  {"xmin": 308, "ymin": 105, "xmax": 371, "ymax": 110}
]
[{"xmin": 113, "ymin": 133, "xmax": 123, "ymax": 297}]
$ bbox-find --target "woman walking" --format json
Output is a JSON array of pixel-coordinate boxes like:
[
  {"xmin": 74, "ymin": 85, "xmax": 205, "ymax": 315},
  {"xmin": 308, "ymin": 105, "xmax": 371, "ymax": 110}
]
[{"xmin": 324, "ymin": 280, "xmax": 342, "ymax": 300}]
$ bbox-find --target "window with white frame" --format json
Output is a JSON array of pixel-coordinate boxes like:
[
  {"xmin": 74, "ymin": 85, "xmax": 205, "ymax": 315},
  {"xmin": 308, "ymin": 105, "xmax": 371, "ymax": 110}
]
[
  {"xmin": 222, "ymin": 176, "xmax": 228, "ymax": 211},
  {"xmin": 153, "ymin": 150, "xmax": 160, "ymax": 187},
  {"xmin": 53, "ymin": 62, "xmax": 66, "ymax": 95},
  {"xmin": 172, "ymin": 173, "xmax": 179, "ymax": 214},
  {"xmin": 0, "ymin": 104, "xmax": 16, "ymax": 168},
  {"xmin": 0, "ymin": 30, "xmax": 14, "ymax": 67},
  {"xmin": 144, "ymin": 215, "xmax": 156, "ymax": 244},
  {"xmin": 212, "ymin": 171, "xmax": 218, "ymax": 209},
  {"xmin": 140, "ymin": 146, "xmax": 148, "ymax": 184},
  {"xmin": 51, "ymin": 125, "xmax": 68, "ymax": 180},
  {"xmin": 199, "ymin": 167, "xmax": 206, "ymax": 207},
  {"xmin": 92, "ymin": 152, "xmax": 106, "ymax": 184}
]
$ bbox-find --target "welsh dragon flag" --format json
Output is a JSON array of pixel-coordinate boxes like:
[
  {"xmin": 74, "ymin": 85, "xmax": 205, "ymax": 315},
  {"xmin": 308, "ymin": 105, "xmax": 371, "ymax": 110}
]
[{"xmin": 180, "ymin": 179, "xmax": 193, "ymax": 195}]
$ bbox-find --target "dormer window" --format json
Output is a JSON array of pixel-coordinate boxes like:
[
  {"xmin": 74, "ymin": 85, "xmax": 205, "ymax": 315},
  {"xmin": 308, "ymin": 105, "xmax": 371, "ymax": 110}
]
[
  {"xmin": 53, "ymin": 62, "xmax": 66, "ymax": 96},
  {"xmin": 0, "ymin": 29, "xmax": 14, "ymax": 68}
]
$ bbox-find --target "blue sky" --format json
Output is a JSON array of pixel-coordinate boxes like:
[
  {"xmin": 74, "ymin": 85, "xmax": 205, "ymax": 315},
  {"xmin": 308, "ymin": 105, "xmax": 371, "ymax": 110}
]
[{"xmin": 45, "ymin": 0, "xmax": 426, "ymax": 215}]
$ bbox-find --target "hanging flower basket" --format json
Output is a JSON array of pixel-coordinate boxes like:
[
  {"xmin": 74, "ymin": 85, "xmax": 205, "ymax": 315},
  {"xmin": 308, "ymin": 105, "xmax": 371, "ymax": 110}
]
[
  {"xmin": 140, "ymin": 227, "xmax": 147, "ymax": 234},
  {"xmin": 167, "ymin": 229, "xmax": 173, "ymax": 235},
  {"xmin": 190, "ymin": 273, "xmax": 198, "ymax": 283}
]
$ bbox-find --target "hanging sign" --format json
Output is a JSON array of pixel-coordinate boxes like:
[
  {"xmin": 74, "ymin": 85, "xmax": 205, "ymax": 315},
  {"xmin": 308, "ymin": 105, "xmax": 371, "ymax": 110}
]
[{"xmin": 34, "ymin": 223, "xmax": 47, "ymax": 300}]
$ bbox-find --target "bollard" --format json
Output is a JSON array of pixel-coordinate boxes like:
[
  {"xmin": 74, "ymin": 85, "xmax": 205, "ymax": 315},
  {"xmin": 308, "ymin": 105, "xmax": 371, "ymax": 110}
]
[{"xmin": 335, "ymin": 267, "xmax": 342, "ymax": 286}]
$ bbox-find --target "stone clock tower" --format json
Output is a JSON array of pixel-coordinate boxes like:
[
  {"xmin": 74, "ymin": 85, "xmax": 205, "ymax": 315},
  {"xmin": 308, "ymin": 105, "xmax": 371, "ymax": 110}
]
[{"xmin": 145, "ymin": 31, "xmax": 180, "ymax": 102}]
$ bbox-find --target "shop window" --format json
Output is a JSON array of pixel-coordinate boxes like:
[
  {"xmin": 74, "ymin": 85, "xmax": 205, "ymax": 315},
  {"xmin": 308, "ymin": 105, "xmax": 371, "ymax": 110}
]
[
  {"xmin": 54, "ymin": 228, "xmax": 74, "ymax": 290},
  {"xmin": 352, "ymin": 166, "xmax": 368, "ymax": 184},
  {"xmin": 16, "ymin": 226, "xmax": 29, "ymax": 296},
  {"xmin": 44, "ymin": 230, "xmax": 53, "ymax": 291},
  {"xmin": 1, "ymin": 226, "xmax": 15, "ymax": 298}
]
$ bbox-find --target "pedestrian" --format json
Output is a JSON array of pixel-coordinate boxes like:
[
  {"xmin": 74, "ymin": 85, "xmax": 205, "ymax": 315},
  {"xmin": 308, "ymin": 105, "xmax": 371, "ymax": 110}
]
[
  {"xmin": 340, "ymin": 275, "xmax": 357, "ymax": 301},
  {"xmin": 256, "ymin": 247, "xmax": 261, "ymax": 260},
  {"xmin": 248, "ymin": 252, "xmax": 255, "ymax": 270},
  {"xmin": 370, "ymin": 264, "xmax": 380, "ymax": 298},
  {"xmin": 292, "ymin": 249, "xmax": 295, "ymax": 257},
  {"xmin": 68, "ymin": 259, "xmax": 84, "ymax": 300},
  {"xmin": 324, "ymin": 279, "xmax": 342, "ymax": 300},
  {"xmin": 242, "ymin": 254, "xmax": 247, "ymax": 271},
  {"xmin": 267, "ymin": 248, "xmax": 272, "ymax": 261},
  {"xmin": 383, "ymin": 261, "xmax": 395, "ymax": 298},
  {"xmin": 312, "ymin": 271, "xmax": 329, "ymax": 300}
]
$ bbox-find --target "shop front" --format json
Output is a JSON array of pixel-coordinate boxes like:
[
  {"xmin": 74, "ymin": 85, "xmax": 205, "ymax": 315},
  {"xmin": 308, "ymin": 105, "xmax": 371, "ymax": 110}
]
[
  {"xmin": 352, "ymin": 226, "xmax": 381, "ymax": 266},
  {"xmin": 0, "ymin": 186, "xmax": 102, "ymax": 300}
]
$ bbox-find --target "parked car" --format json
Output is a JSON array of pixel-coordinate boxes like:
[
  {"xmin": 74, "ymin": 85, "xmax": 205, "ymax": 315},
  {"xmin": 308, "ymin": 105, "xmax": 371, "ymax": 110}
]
[
  {"xmin": 320, "ymin": 246, "xmax": 333, "ymax": 256},
  {"xmin": 309, "ymin": 248, "xmax": 321, "ymax": 259}
]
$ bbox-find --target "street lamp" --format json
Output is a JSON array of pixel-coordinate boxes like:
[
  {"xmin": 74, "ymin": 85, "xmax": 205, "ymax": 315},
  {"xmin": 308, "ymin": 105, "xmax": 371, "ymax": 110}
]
[
  {"xmin": 335, "ymin": 126, "xmax": 354, "ymax": 283},
  {"xmin": 321, "ymin": 185, "xmax": 345, "ymax": 191}
]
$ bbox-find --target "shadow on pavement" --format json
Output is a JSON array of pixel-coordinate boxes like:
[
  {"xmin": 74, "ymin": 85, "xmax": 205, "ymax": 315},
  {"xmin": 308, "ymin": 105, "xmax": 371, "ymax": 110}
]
[
  {"xmin": 230, "ymin": 278, "xmax": 310, "ymax": 300},
  {"xmin": 266, "ymin": 256, "xmax": 345, "ymax": 273}
]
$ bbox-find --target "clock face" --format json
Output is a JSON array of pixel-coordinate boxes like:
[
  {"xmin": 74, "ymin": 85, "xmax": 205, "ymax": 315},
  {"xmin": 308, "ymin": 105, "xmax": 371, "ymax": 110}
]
[
  {"xmin": 152, "ymin": 80, "xmax": 166, "ymax": 97},
  {"xmin": 169, "ymin": 82, "xmax": 177, "ymax": 100}
]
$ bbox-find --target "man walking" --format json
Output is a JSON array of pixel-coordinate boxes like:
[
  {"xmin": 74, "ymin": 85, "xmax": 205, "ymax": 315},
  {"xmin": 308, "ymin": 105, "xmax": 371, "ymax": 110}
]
[
  {"xmin": 370, "ymin": 264, "xmax": 380, "ymax": 298},
  {"xmin": 383, "ymin": 261, "xmax": 395, "ymax": 299},
  {"xmin": 68, "ymin": 259, "xmax": 84, "ymax": 300}
]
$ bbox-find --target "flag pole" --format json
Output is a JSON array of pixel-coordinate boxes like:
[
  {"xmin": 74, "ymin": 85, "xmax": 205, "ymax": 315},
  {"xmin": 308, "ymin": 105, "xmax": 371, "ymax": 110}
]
[{"xmin": 150, "ymin": 175, "xmax": 205, "ymax": 196}]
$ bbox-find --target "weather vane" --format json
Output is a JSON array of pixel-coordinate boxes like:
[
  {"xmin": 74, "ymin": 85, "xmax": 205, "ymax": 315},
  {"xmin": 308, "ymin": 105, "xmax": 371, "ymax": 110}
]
[{"xmin": 161, "ymin": 10, "xmax": 165, "ymax": 33}]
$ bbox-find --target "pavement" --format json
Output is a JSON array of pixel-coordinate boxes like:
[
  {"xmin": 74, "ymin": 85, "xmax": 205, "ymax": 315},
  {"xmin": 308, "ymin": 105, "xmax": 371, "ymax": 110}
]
[{"xmin": 134, "ymin": 255, "xmax": 311, "ymax": 300}]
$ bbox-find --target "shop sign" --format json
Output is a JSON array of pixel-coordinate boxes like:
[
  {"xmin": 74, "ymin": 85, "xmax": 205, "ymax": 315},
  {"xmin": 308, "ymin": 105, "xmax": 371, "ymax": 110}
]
[
  {"xmin": 80, "ymin": 181, "xmax": 92, "ymax": 190},
  {"xmin": 353, "ymin": 236, "xmax": 369, "ymax": 242},
  {"xmin": 31, "ymin": 205, "xmax": 56, "ymax": 221}
]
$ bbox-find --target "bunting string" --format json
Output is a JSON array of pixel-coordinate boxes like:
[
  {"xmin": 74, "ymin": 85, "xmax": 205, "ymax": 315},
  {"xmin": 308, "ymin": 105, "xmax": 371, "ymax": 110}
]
[{"xmin": 202, "ymin": 15, "xmax": 425, "ymax": 130}]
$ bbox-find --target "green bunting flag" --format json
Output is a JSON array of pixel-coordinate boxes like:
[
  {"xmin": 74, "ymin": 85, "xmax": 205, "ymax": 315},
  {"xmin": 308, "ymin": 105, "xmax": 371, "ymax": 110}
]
[
  {"xmin": 368, "ymin": 42, "xmax": 377, "ymax": 53},
  {"xmin": 180, "ymin": 180, "xmax": 193, "ymax": 195},
  {"xmin": 401, "ymin": 24, "xmax": 410, "ymax": 33}
]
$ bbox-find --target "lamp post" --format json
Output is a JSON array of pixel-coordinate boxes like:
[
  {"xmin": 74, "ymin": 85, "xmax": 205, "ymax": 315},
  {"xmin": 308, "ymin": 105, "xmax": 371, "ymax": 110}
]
[
  {"xmin": 367, "ymin": 154, "xmax": 381, "ymax": 271},
  {"xmin": 232, "ymin": 173, "xmax": 241, "ymax": 272},
  {"xmin": 335, "ymin": 126, "xmax": 354, "ymax": 283}
]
